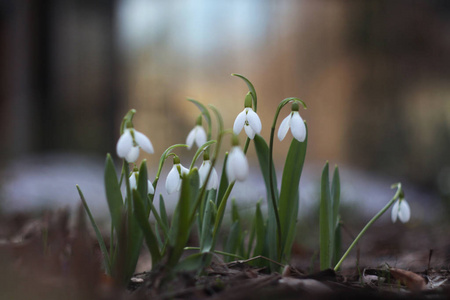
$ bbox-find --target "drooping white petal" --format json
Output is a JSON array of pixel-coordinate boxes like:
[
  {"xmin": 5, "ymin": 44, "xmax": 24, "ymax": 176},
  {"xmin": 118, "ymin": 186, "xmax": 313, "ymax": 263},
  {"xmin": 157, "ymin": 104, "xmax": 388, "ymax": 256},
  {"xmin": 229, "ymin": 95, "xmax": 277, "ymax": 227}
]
[
  {"xmin": 186, "ymin": 127, "xmax": 197, "ymax": 149},
  {"xmin": 198, "ymin": 160, "xmax": 211, "ymax": 186},
  {"xmin": 147, "ymin": 180, "xmax": 155, "ymax": 195},
  {"xmin": 134, "ymin": 130, "xmax": 154, "ymax": 154},
  {"xmin": 116, "ymin": 130, "xmax": 133, "ymax": 158},
  {"xmin": 129, "ymin": 172, "xmax": 138, "ymax": 190},
  {"xmin": 244, "ymin": 124, "xmax": 256, "ymax": 139},
  {"xmin": 278, "ymin": 114, "xmax": 291, "ymax": 141},
  {"xmin": 179, "ymin": 164, "xmax": 189, "ymax": 176},
  {"xmin": 166, "ymin": 165, "xmax": 181, "ymax": 194},
  {"xmin": 227, "ymin": 146, "xmax": 248, "ymax": 182},
  {"xmin": 398, "ymin": 200, "xmax": 411, "ymax": 223},
  {"xmin": 391, "ymin": 200, "xmax": 400, "ymax": 223},
  {"xmin": 125, "ymin": 146, "xmax": 140, "ymax": 163},
  {"xmin": 207, "ymin": 167, "xmax": 219, "ymax": 190},
  {"xmin": 233, "ymin": 110, "xmax": 247, "ymax": 135},
  {"xmin": 194, "ymin": 126, "xmax": 207, "ymax": 148},
  {"xmin": 226, "ymin": 150, "xmax": 236, "ymax": 182},
  {"xmin": 290, "ymin": 112, "xmax": 306, "ymax": 142},
  {"xmin": 245, "ymin": 108, "xmax": 262, "ymax": 134}
]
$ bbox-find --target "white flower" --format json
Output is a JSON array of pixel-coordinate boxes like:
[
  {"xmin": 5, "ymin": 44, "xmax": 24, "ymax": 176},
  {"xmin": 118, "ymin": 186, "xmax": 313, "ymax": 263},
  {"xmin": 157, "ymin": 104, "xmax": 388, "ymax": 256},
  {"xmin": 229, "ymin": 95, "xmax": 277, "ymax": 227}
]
[
  {"xmin": 277, "ymin": 111, "xmax": 306, "ymax": 142},
  {"xmin": 391, "ymin": 198, "xmax": 411, "ymax": 223},
  {"xmin": 116, "ymin": 128, "xmax": 154, "ymax": 162},
  {"xmin": 165, "ymin": 163, "xmax": 189, "ymax": 194},
  {"xmin": 129, "ymin": 171, "xmax": 155, "ymax": 195},
  {"xmin": 198, "ymin": 160, "xmax": 219, "ymax": 190},
  {"xmin": 186, "ymin": 125, "xmax": 207, "ymax": 150},
  {"xmin": 226, "ymin": 146, "xmax": 248, "ymax": 182},
  {"xmin": 233, "ymin": 107, "xmax": 262, "ymax": 139}
]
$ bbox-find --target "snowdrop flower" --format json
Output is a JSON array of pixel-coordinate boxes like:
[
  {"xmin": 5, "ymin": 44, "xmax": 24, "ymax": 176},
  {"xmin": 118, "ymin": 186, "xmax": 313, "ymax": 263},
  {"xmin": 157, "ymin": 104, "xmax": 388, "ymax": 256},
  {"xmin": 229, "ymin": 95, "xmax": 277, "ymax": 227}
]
[
  {"xmin": 129, "ymin": 171, "xmax": 155, "ymax": 194},
  {"xmin": 226, "ymin": 137, "xmax": 249, "ymax": 182},
  {"xmin": 165, "ymin": 157, "xmax": 189, "ymax": 194},
  {"xmin": 116, "ymin": 128, "xmax": 154, "ymax": 162},
  {"xmin": 233, "ymin": 92, "xmax": 262, "ymax": 139},
  {"xmin": 391, "ymin": 198, "xmax": 410, "ymax": 223},
  {"xmin": 277, "ymin": 102, "xmax": 306, "ymax": 142},
  {"xmin": 198, "ymin": 154, "xmax": 219, "ymax": 190},
  {"xmin": 186, "ymin": 116, "xmax": 207, "ymax": 150}
]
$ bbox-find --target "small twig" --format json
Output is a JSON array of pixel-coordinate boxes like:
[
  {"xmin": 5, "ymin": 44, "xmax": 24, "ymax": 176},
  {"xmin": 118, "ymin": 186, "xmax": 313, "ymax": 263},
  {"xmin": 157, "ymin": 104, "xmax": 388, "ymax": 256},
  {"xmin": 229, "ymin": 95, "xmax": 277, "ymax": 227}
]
[{"xmin": 227, "ymin": 255, "xmax": 286, "ymax": 269}]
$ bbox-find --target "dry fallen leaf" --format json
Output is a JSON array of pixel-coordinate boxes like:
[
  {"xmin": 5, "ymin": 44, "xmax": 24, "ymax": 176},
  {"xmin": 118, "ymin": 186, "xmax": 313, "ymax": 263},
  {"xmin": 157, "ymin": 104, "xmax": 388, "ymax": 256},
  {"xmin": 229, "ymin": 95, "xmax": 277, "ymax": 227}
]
[{"xmin": 389, "ymin": 268, "xmax": 426, "ymax": 291}]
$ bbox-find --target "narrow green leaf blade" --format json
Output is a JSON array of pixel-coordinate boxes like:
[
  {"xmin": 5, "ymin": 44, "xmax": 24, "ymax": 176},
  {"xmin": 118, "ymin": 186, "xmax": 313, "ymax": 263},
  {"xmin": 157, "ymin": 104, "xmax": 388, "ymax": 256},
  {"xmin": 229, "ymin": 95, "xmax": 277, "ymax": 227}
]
[
  {"xmin": 319, "ymin": 162, "xmax": 332, "ymax": 270},
  {"xmin": 104, "ymin": 154, "xmax": 123, "ymax": 232},
  {"xmin": 217, "ymin": 153, "xmax": 229, "ymax": 207},
  {"xmin": 187, "ymin": 98, "xmax": 212, "ymax": 135},
  {"xmin": 77, "ymin": 185, "xmax": 111, "ymax": 275},
  {"xmin": 137, "ymin": 160, "xmax": 149, "ymax": 212},
  {"xmin": 331, "ymin": 166, "xmax": 341, "ymax": 229},
  {"xmin": 231, "ymin": 73, "xmax": 258, "ymax": 110},
  {"xmin": 278, "ymin": 126, "xmax": 308, "ymax": 262},
  {"xmin": 253, "ymin": 201, "xmax": 266, "ymax": 257},
  {"xmin": 253, "ymin": 134, "xmax": 279, "ymax": 264},
  {"xmin": 223, "ymin": 221, "xmax": 241, "ymax": 263},
  {"xmin": 167, "ymin": 169, "xmax": 200, "ymax": 268},
  {"xmin": 132, "ymin": 190, "xmax": 161, "ymax": 266}
]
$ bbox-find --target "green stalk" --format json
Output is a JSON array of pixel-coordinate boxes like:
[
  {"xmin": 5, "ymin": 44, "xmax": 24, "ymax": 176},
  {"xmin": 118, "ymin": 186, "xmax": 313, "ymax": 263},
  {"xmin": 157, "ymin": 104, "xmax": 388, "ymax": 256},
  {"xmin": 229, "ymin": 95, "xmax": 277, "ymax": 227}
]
[{"xmin": 333, "ymin": 184, "xmax": 403, "ymax": 271}]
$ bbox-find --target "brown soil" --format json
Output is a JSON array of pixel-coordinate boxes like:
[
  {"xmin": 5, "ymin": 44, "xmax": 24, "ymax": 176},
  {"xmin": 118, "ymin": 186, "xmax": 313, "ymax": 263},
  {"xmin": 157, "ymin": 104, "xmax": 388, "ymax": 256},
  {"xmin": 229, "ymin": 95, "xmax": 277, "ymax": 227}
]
[{"xmin": 0, "ymin": 208, "xmax": 449, "ymax": 300}]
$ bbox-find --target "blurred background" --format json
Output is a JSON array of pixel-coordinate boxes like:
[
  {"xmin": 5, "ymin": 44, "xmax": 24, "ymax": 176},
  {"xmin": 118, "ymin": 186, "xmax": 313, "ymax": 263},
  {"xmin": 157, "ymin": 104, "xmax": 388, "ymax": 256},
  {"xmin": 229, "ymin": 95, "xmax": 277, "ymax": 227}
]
[{"xmin": 0, "ymin": 0, "xmax": 449, "ymax": 220}]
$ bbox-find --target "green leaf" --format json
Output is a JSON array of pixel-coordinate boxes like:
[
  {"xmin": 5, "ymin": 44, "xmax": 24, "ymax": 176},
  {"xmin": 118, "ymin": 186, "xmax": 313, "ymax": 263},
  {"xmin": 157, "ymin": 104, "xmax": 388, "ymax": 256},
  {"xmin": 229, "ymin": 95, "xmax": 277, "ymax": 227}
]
[
  {"xmin": 137, "ymin": 160, "xmax": 149, "ymax": 212},
  {"xmin": 77, "ymin": 185, "xmax": 112, "ymax": 275},
  {"xmin": 333, "ymin": 218, "xmax": 341, "ymax": 267},
  {"xmin": 253, "ymin": 201, "xmax": 266, "ymax": 257},
  {"xmin": 231, "ymin": 73, "xmax": 258, "ymax": 111},
  {"xmin": 104, "ymin": 154, "xmax": 123, "ymax": 232},
  {"xmin": 132, "ymin": 190, "xmax": 161, "ymax": 266},
  {"xmin": 223, "ymin": 221, "xmax": 241, "ymax": 262},
  {"xmin": 278, "ymin": 126, "xmax": 308, "ymax": 263},
  {"xmin": 217, "ymin": 153, "xmax": 229, "ymax": 207},
  {"xmin": 200, "ymin": 199, "xmax": 216, "ymax": 253},
  {"xmin": 148, "ymin": 195, "xmax": 169, "ymax": 240},
  {"xmin": 188, "ymin": 98, "xmax": 212, "ymax": 139},
  {"xmin": 331, "ymin": 166, "xmax": 341, "ymax": 229},
  {"xmin": 231, "ymin": 199, "xmax": 240, "ymax": 223},
  {"xmin": 254, "ymin": 134, "xmax": 279, "ymax": 202},
  {"xmin": 159, "ymin": 195, "xmax": 169, "ymax": 229},
  {"xmin": 167, "ymin": 169, "xmax": 200, "ymax": 268},
  {"xmin": 253, "ymin": 134, "xmax": 279, "ymax": 264},
  {"xmin": 319, "ymin": 162, "xmax": 333, "ymax": 270}
]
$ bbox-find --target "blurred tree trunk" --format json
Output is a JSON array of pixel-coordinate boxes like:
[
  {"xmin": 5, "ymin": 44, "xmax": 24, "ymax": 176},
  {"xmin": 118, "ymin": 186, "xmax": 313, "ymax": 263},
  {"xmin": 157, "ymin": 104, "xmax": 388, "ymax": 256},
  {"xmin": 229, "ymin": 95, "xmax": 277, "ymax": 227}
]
[{"xmin": 0, "ymin": 0, "xmax": 121, "ymax": 159}]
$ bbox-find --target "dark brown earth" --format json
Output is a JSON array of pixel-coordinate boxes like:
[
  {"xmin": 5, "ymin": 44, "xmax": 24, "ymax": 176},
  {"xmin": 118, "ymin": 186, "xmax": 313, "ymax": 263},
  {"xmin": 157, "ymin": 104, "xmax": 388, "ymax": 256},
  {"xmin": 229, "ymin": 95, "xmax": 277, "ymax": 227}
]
[{"xmin": 1, "ymin": 208, "xmax": 449, "ymax": 300}]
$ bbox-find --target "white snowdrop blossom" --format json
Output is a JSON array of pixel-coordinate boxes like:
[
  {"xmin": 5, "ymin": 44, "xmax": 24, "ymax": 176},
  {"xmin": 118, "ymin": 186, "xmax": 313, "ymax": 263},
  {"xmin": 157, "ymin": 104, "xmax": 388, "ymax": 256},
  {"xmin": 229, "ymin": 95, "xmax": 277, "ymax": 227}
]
[
  {"xmin": 277, "ymin": 111, "xmax": 306, "ymax": 142},
  {"xmin": 198, "ymin": 160, "xmax": 219, "ymax": 190},
  {"xmin": 226, "ymin": 146, "xmax": 249, "ymax": 182},
  {"xmin": 186, "ymin": 125, "xmax": 207, "ymax": 150},
  {"xmin": 391, "ymin": 198, "xmax": 411, "ymax": 223},
  {"xmin": 165, "ymin": 163, "xmax": 189, "ymax": 194},
  {"xmin": 129, "ymin": 171, "xmax": 155, "ymax": 195},
  {"xmin": 233, "ymin": 107, "xmax": 262, "ymax": 139},
  {"xmin": 116, "ymin": 128, "xmax": 154, "ymax": 162}
]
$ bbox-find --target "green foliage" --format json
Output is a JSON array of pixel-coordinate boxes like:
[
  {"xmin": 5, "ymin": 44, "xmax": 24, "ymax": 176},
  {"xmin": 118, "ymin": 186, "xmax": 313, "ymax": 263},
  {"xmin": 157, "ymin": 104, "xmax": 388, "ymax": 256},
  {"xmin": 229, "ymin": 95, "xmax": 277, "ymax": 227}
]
[{"xmin": 77, "ymin": 74, "xmax": 406, "ymax": 285}]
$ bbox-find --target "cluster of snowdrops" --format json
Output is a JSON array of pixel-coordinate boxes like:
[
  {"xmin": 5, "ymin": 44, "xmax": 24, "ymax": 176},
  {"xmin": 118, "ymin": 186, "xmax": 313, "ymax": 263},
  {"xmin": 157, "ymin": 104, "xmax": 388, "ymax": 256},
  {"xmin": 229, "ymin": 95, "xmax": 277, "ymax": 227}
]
[{"xmin": 77, "ymin": 74, "xmax": 410, "ymax": 285}]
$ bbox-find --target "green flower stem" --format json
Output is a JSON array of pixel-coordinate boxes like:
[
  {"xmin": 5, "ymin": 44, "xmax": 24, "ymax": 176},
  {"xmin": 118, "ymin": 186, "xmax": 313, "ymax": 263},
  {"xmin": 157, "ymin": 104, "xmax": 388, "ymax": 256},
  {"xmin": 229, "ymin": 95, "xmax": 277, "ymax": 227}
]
[
  {"xmin": 333, "ymin": 184, "xmax": 403, "ymax": 271},
  {"xmin": 188, "ymin": 105, "xmax": 224, "ymax": 227},
  {"xmin": 189, "ymin": 140, "xmax": 217, "ymax": 170},
  {"xmin": 152, "ymin": 144, "xmax": 188, "ymax": 189},
  {"xmin": 268, "ymin": 98, "xmax": 307, "ymax": 261},
  {"xmin": 268, "ymin": 102, "xmax": 290, "ymax": 260}
]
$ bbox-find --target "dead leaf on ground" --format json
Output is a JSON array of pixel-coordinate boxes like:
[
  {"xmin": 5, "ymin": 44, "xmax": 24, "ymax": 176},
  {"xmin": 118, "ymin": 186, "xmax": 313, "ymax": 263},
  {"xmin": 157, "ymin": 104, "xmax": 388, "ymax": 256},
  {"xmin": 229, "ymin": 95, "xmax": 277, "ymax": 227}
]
[{"xmin": 389, "ymin": 268, "xmax": 426, "ymax": 291}]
